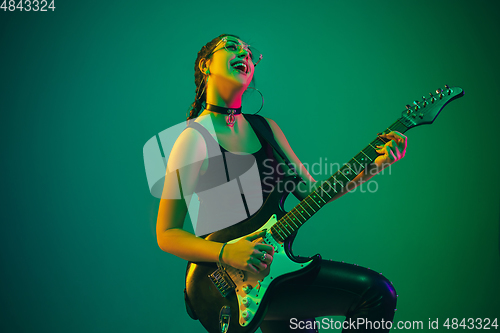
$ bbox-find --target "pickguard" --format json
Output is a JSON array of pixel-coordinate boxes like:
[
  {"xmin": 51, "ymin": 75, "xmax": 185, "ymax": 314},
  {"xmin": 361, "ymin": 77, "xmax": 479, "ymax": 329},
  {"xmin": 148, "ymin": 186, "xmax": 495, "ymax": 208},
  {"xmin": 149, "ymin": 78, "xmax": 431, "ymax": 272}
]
[{"xmin": 221, "ymin": 215, "xmax": 314, "ymax": 326}]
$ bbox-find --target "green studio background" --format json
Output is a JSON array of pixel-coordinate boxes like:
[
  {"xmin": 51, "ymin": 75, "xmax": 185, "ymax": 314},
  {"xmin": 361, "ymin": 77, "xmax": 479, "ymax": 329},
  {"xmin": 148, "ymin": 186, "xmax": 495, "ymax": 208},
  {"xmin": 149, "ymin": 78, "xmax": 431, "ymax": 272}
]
[{"xmin": 1, "ymin": 0, "xmax": 499, "ymax": 332}]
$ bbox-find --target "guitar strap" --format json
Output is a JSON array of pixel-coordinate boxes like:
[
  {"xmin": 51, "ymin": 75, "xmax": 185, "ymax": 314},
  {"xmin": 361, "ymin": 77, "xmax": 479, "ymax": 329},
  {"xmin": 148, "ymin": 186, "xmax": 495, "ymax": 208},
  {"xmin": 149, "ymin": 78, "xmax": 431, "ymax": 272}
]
[{"xmin": 243, "ymin": 113, "xmax": 301, "ymax": 179}]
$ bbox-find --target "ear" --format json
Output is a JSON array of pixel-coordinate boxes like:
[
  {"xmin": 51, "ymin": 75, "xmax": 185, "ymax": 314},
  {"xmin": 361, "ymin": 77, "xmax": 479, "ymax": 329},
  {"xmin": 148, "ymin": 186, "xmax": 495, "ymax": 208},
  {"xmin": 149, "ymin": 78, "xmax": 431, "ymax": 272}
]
[{"xmin": 198, "ymin": 58, "xmax": 210, "ymax": 75}]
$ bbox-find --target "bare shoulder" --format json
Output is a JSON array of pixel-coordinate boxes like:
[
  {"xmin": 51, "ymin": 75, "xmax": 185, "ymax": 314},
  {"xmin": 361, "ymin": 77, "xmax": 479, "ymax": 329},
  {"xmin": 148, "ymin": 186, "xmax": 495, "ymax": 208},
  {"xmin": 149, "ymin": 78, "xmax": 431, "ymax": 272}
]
[
  {"xmin": 260, "ymin": 116, "xmax": 288, "ymax": 142},
  {"xmin": 167, "ymin": 125, "xmax": 207, "ymax": 172},
  {"xmin": 261, "ymin": 116, "xmax": 276, "ymax": 127}
]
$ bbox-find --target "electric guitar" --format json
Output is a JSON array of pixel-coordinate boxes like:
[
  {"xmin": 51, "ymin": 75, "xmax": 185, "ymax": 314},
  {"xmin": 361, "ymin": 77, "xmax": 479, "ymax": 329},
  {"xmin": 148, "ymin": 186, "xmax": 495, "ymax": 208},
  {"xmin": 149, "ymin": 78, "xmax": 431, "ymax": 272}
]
[{"xmin": 184, "ymin": 85, "xmax": 464, "ymax": 333}]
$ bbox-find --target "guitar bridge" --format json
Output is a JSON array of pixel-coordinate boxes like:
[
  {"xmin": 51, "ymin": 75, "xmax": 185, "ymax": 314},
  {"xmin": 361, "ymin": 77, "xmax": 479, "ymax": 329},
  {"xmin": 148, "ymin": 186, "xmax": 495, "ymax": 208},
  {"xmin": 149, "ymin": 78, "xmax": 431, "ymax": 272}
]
[{"xmin": 208, "ymin": 265, "xmax": 236, "ymax": 297}]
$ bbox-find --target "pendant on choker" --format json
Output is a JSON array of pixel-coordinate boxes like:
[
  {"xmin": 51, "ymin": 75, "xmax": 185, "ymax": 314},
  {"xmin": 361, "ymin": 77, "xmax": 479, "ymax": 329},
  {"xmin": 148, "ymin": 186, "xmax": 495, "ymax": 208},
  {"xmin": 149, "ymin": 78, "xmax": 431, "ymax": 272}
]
[
  {"xmin": 226, "ymin": 109, "xmax": 237, "ymax": 127},
  {"xmin": 204, "ymin": 104, "xmax": 242, "ymax": 127}
]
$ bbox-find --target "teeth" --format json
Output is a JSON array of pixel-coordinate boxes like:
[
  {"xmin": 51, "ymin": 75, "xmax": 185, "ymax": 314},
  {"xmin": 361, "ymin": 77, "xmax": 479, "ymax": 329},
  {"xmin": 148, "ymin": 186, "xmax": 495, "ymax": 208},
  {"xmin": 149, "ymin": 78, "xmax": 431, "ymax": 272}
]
[{"xmin": 232, "ymin": 62, "xmax": 247, "ymax": 73}]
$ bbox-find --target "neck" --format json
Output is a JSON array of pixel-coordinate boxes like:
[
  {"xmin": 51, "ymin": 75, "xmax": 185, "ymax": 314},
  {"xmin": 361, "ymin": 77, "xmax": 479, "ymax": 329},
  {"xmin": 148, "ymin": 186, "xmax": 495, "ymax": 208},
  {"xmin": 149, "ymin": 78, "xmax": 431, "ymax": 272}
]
[{"xmin": 206, "ymin": 80, "xmax": 244, "ymax": 108}]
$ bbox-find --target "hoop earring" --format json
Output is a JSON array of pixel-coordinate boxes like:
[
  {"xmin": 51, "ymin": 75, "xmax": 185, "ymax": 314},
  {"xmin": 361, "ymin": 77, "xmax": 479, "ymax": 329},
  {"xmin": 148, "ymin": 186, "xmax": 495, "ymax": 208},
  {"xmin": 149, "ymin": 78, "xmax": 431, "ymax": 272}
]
[{"xmin": 246, "ymin": 86, "xmax": 264, "ymax": 115}]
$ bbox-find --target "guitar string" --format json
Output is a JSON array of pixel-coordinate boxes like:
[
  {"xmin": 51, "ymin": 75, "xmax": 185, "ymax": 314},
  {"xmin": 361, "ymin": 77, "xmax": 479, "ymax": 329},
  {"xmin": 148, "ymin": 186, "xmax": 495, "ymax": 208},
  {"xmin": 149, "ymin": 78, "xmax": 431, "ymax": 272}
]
[
  {"xmin": 272, "ymin": 118, "xmax": 410, "ymax": 240},
  {"xmin": 272, "ymin": 92, "xmax": 461, "ymax": 240}
]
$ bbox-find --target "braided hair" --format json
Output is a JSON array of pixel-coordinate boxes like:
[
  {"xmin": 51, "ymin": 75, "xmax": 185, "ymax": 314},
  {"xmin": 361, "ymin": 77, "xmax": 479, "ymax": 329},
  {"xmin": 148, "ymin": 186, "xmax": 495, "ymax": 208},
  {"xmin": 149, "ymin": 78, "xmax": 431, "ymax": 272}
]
[{"xmin": 186, "ymin": 34, "xmax": 241, "ymax": 121}]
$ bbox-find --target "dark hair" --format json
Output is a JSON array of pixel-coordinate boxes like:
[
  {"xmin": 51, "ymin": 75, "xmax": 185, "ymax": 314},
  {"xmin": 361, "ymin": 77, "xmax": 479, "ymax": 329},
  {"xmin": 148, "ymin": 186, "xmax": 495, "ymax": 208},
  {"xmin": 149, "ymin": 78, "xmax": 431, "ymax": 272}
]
[{"xmin": 186, "ymin": 34, "xmax": 244, "ymax": 121}]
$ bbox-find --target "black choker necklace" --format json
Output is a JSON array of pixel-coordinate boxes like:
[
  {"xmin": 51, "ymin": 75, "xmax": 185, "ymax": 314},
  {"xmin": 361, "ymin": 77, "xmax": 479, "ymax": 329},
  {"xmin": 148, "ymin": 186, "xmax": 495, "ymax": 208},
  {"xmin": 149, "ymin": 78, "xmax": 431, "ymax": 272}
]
[{"xmin": 204, "ymin": 103, "xmax": 242, "ymax": 127}]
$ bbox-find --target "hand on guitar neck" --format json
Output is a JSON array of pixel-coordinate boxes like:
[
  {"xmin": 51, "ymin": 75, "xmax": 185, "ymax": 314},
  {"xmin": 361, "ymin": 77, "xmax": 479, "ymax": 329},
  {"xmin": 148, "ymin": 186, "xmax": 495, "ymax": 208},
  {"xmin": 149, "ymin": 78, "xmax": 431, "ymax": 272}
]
[
  {"xmin": 319, "ymin": 130, "xmax": 408, "ymax": 203},
  {"xmin": 373, "ymin": 131, "xmax": 407, "ymax": 171}
]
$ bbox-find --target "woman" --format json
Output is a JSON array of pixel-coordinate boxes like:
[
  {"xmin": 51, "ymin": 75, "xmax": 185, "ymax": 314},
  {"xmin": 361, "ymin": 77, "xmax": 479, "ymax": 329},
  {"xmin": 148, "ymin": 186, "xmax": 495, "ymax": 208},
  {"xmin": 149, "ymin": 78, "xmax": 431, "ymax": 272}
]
[{"xmin": 157, "ymin": 34, "xmax": 407, "ymax": 333}]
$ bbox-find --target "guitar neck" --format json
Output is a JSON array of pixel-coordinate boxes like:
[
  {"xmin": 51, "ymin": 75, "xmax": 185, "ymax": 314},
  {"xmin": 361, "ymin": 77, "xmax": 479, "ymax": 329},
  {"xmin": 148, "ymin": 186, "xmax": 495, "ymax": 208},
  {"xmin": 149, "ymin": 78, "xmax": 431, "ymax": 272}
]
[{"xmin": 270, "ymin": 118, "xmax": 410, "ymax": 242}]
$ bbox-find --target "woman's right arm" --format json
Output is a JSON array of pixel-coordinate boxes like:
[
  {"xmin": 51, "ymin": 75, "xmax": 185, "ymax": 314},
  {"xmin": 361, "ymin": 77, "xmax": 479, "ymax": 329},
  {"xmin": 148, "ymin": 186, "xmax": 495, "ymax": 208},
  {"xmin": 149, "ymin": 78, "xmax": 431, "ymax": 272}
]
[
  {"xmin": 156, "ymin": 127, "xmax": 222, "ymax": 262},
  {"xmin": 156, "ymin": 127, "xmax": 273, "ymax": 273}
]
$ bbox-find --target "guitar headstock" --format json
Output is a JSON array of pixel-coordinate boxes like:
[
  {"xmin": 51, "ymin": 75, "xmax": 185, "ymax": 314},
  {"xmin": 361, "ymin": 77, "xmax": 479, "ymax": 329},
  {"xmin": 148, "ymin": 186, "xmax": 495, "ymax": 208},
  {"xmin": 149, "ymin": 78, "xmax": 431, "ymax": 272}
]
[{"xmin": 399, "ymin": 85, "xmax": 464, "ymax": 129}]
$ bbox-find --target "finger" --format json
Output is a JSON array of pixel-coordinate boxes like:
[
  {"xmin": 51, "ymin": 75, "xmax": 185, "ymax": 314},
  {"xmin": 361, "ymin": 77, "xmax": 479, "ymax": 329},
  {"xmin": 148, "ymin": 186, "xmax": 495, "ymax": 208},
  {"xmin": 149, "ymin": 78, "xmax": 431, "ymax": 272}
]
[
  {"xmin": 246, "ymin": 264, "xmax": 259, "ymax": 274},
  {"xmin": 394, "ymin": 131, "xmax": 406, "ymax": 140},
  {"xmin": 245, "ymin": 229, "xmax": 267, "ymax": 241},
  {"xmin": 254, "ymin": 250, "xmax": 272, "ymax": 264},
  {"xmin": 397, "ymin": 134, "xmax": 407, "ymax": 157},
  {"xmin": 379, "ymin": 140, "xmax": 396, "ymax": 154},
  {"xmin": 252, "ymin": 250, "xmax": 267, "ymax": 264},
  {"xmin": 399, "ymin": 141, "xmax": 406, "ymax": 158},
  {"xmin": 385, "ymin": 131, "xmax": 406, "ymax": 139},
  {"xmin": 249, "ymin": 257, "xmax": 262, "ymax": 265},
  {"xmin": 385, "ymin": 131, "xmax": 407, "ymax": 145},
  {"xmin": 375, "ymin": 145, "xmax": 391, "ymax": 163},
  {"xmin": 255, "ymin": 243, "xmax": 274, "ymax": 254},
  {"xmin": 379, "ymin": 132, "xmax": 397, "ymax": 143},
  {"xmin": 384, "ymin": 137, "xmax": 405, "ymax": 156},
  {"xmin": 377, "ymin": 133, "xmax": 390, "ymax": 144},
  {"xmin": 261, "ymin": 253, "xmax": 273, "ymax": 264},
  {"xmin": 386, "ymin": 145, "xmax": 402, "ymax": 162},
  {"xmin": 376, "ymin": 139, "xmax": 393, "ymax": 147},
  {"xmin": 249, "ymin": 258, "xmax": 267, "ymax": 271},
  {"xmin": 393, "ymin": 144, "xmax": 402, "ymax": 159},
  {"xmin": 388, "ymin": 146, "xmax": 397, "ymax": 162},
  {"xmin": 375, "ymin": 145, "xmax": 387, "ymax": 154}
]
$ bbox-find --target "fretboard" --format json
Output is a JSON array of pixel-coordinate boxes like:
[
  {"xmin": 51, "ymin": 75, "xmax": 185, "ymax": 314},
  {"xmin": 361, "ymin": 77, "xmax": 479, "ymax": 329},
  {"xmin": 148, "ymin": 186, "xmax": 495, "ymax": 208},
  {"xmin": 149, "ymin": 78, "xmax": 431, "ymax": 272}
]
[{"xmin": 270, "ymin": 117, "xmax": 410, "ymax": 242}]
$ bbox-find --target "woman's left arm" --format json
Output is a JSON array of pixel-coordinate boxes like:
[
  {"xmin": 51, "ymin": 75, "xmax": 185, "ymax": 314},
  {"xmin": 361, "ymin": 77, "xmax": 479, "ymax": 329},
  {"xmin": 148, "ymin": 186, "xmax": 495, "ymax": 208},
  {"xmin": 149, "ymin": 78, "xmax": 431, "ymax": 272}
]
[{"xmin": 265, "ymin": 118, "xmax": 407, "ymax": 203}]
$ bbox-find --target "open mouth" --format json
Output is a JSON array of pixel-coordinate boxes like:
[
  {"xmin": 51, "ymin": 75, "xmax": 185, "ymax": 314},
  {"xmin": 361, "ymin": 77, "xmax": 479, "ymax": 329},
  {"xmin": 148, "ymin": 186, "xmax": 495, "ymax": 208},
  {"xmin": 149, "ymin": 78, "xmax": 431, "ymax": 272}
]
[{"xmin": 231, "ymin": 60, "xmax": 248, "ymax": 74}]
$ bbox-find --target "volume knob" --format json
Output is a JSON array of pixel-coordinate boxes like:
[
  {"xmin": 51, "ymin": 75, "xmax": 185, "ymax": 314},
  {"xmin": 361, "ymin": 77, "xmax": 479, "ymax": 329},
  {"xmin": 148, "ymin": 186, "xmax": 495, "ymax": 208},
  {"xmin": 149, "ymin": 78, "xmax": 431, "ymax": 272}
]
[
  {"xmin": 241, "ymin": 310, "xmax": 251, "ymax": 321},
  {"xmin": 242, "ymin": 285, "xmax": 253, "ymax": 294},
  {"xmin": 241, "ymin": 297, "xmax": 252, "ymax": 307}
]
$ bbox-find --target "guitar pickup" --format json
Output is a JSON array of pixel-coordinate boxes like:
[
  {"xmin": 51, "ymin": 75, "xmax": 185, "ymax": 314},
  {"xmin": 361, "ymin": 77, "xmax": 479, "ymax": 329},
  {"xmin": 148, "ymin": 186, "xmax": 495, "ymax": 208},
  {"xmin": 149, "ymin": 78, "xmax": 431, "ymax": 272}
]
[{"xmin": 208, "ymin": 267, "xmax": 236, "ymax": 298}]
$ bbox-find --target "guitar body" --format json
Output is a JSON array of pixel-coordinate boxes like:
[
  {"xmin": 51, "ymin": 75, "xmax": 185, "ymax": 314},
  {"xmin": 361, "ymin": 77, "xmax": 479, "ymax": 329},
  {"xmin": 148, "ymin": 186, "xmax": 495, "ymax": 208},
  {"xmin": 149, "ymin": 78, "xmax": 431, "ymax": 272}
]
[{"xmin": 185, "ymin": 178, "xmax": 321, "ymax": 333}]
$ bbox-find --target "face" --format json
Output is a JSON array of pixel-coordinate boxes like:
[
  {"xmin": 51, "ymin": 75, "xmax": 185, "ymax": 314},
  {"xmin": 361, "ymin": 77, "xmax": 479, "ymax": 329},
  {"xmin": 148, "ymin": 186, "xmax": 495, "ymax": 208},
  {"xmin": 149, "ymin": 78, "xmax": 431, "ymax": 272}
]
[{"xmin": 202, "ymin": 37, "xmax": 255, "ymax": 90}]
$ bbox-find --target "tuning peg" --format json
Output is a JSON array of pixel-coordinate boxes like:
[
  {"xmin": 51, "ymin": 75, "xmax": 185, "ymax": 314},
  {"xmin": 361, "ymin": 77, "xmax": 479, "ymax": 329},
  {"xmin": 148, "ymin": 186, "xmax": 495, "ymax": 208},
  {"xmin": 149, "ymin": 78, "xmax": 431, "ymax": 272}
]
[
  {"xmin": 405, "ymin": 104, "xmax": 412, "ymax": 114},
  {"xmin": 436, "ymin": 88, "xmax": 444, "ymax": 99},
  {"xmin": 422, "ymin": 96, "xmax": 428, "ymax": 107},
  {"xmin": 444, "ymin": 84, "xmax": 451, "ymax": 95},
  {"xmin": 429, "ymin": 92, "xmax": 436, "ymax": 103}
]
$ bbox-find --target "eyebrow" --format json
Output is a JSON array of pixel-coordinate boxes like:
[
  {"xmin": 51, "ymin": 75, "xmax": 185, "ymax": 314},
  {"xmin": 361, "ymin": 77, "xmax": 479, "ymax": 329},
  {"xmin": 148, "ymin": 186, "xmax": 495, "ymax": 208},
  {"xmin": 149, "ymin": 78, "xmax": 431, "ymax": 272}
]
[
  {"xmin": 226, "ymin": 38, "xmax": 248, "ymax": 45},
  {"xmin": 224, "ymin": 38, "xmax": 254, "ymax": 55}
]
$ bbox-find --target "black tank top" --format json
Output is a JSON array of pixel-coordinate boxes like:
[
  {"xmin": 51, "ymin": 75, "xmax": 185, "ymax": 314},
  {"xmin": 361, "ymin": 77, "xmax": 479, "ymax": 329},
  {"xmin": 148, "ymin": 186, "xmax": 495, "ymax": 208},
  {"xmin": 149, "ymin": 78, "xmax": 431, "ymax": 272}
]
[{"xmin": 186, "ymin": 116, "xmax": 283, "ymax": 236}]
